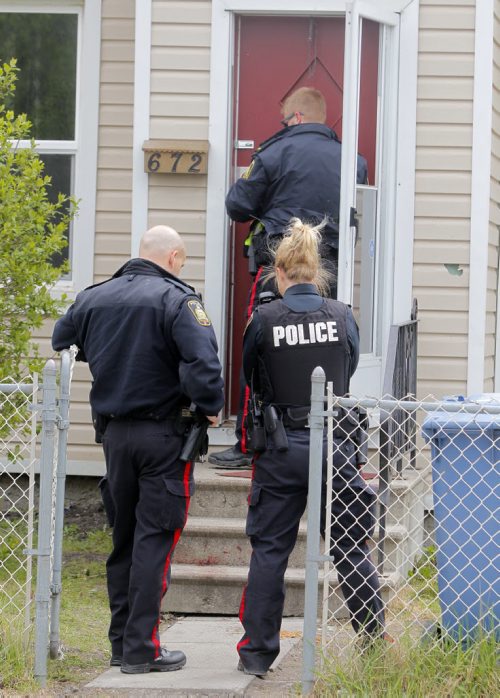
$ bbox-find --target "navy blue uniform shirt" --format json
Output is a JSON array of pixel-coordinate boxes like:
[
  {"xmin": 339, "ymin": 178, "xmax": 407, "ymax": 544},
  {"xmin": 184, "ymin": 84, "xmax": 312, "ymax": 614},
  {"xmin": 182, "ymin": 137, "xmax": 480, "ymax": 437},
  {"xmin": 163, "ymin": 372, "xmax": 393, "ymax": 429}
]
[
  {"xmin": 226, "ymin": 123, "xmax": 368, "ymax": 247},
  {"xmin": 52, "ymin": 258, "xmax": 224, "ymax": 418}
]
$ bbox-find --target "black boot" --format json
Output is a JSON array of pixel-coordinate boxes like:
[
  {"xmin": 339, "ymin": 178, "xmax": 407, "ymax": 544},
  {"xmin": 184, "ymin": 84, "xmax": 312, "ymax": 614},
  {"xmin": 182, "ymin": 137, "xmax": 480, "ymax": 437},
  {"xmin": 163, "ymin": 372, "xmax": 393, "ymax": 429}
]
[
  {"xmin": 121, "ymin": 647, "xmax": 186, "ymax": 674},
  {"xmin": 208, "ymin": 444, "xmax": 252, "ymax": 469},
  {"xmin": 237, "ymin": 659, "xmax": 268, "ymax": 677}
]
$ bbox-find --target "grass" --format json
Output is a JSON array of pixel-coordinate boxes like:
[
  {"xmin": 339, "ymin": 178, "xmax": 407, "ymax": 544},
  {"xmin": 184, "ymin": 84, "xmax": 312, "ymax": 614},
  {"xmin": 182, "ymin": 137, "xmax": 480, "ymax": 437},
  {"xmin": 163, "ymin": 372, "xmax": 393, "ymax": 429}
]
[
  {"xmin": 0, "ymin": 521, "xmax": 113, "ymax": 693},
  {"xmin": 45, "ymin": 525, "xmax": 112, "ymax": 686},
  {"xmin": 315, "ymin": 547, "xmax": 498, "ymax": 697},
  {"xmin": 314, "ymin": 631, "xmax": 499, "ymax": 697},
  {"xmin": 0, "ymin": 615, "xmax": 37, "ymax": 694},
  {"xmin": 1, "ymin": 527, "xmax": 498, "ymax": 696}
]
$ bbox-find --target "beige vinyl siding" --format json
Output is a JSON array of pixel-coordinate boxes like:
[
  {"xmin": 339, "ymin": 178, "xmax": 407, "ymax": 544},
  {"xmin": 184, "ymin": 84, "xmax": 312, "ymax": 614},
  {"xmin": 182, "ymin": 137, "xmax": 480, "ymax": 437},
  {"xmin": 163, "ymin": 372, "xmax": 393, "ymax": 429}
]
[
  {"xmin": 487, "ymin": 1, "xmax": 500, "ymax": 390},
  {"xmin": 149, "ymin": 0, "xmax": 211, "ymax": 296},
  {"xmin": 30, "ymin": 1, "xmax": 135, "ymax": 468},
  {"xmin": 413, "ymin": 0, "xmax": 475, "ymax": 399},
  {"xmin": 65, "ymin": 0, "xmax": 136, "ymax": 466},
  {"xmin": 95, "ymin": 0, "xmax": 135, "ymax": 283}
]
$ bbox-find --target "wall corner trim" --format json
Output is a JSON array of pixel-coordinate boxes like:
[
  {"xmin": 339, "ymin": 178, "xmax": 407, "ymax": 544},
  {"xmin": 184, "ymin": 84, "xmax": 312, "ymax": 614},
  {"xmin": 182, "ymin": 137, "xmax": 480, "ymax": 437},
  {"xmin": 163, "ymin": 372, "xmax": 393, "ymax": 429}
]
[{"xmin": 467, "ymin": 0, "xmax": 494, "ymax": 394}]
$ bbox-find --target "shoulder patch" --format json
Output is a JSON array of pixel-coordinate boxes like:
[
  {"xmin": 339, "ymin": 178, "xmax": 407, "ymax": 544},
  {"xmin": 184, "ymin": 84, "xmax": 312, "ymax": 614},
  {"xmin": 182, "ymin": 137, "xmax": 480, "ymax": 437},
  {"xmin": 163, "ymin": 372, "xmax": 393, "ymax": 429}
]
[
  {"xmin": 187, "ymin": 299, "xmax": 211, "ymax": 326},
  {"xmin": 242, "ymin": 161, "xmax": 255, "ymax": 180}
]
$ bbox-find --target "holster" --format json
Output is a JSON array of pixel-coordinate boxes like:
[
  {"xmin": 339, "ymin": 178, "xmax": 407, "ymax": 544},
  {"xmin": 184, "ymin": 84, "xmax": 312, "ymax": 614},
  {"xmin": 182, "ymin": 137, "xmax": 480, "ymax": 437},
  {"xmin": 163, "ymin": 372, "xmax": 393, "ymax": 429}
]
[
  {"xmin": 247, "ymin": 241, "xmax": 258, "ymax": 275},
  {"xmin": 264, "ymin": 405, "xmax": 288, "ymax": 452},
  {"xmin": 92, "ymin": 407, "xmax": 110, "ymax": 444},
  {"xmin": 180, "ymin": 414, "xmax": 209, "ymax": 463},
  {"xmin": 246, "ymin": 397, "xmax": 267, "ymax": 453},
  {"xmin": 249, "ymin": 222, "xmax": 277, "ymax": 269},
  {"xmin": 282, "ymin": 406, "xmax": 310, "ymax": 429},
  {"xmin": 98, "ymin": 475, "xmax": 115, "ymax": 527}
]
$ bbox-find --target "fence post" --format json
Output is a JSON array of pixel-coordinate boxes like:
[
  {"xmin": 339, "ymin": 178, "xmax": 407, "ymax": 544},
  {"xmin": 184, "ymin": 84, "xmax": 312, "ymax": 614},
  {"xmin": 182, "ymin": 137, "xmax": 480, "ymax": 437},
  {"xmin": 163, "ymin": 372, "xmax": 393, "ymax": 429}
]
[
  {"xmin": 34, "ymin": 360, "xmax": 58, "ymax": 687},
  {"xmin": 302, "ymin": 366, "xmax": 326, "ymax": 695},
  {"xmin": 49, "ymin": 350, "xmax": 72, "ymax": 659},
  {"xmin": 377, "ymin": 413, "xmax": 391, "ymax": 574}
]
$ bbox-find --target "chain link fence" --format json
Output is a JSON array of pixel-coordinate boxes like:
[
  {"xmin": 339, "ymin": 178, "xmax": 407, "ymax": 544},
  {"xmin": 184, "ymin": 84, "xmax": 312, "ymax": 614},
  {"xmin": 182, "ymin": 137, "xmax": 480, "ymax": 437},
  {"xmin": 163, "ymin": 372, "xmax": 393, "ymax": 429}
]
[
  {"xmin": 0, "ymin": 375, "xmax": 38, "ymax": 637},
  {"xmin": 0, "ymin": 351, "xmax": 74, "ymax": 687},
  {"xmin": 302, "ymin": 370, "xmax": 499, "ymax": 692}
]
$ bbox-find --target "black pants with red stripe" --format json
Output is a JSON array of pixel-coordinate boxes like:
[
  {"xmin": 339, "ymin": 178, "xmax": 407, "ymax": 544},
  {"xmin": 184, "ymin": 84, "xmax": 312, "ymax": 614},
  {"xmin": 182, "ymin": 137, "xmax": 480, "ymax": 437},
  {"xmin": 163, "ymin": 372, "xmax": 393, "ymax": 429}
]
[
  {"xmin": 102, "ymin": 418, "xmax": 193, "ymax": 664},
  {"xmin": 238, "ymin": 429, "xmax": 384, "ymax": 673}
]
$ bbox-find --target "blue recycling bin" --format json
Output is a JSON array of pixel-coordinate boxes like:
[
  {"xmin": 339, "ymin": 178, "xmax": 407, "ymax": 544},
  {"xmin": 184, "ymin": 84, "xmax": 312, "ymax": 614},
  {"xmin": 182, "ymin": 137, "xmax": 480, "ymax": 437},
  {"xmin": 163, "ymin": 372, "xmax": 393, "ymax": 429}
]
[{"xmin": 422, "ymin": 397, "xmax": 499, "ymax": 643}]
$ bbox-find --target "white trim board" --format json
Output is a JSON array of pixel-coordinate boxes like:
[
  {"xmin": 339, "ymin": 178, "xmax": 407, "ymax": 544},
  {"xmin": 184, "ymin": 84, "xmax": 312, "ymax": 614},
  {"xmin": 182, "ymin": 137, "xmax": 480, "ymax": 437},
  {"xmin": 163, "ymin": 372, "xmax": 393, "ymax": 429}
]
[
  {"xmin": 393, "ymin": 0, "xmax": 418, "ymax": 325},
  {"xmin": 495, "ymin": 247, "xmax": 500, "ymax": 392},
  {"xmin": 221, "ymin": 0, "xmax": 411, "ymax": 14},
  {"xmin": 72, "ymin": 0, "xmax": 101, "ymax": 292},
  {"xmin": 467, "ymin": 0, "xmax": 494, "ymax": 393}
]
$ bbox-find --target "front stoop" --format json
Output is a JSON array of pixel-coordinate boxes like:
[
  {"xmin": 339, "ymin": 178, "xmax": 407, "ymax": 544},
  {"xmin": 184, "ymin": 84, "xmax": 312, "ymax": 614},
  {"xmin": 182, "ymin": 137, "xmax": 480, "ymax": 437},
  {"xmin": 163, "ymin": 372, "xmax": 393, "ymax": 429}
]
[
  {"xmin": 166, "ymin": 562, "xmax": 400, "ymax": 616},
  {"xmin": 164, "ymin": 460, "xmax": 426, "ymax": 617}
]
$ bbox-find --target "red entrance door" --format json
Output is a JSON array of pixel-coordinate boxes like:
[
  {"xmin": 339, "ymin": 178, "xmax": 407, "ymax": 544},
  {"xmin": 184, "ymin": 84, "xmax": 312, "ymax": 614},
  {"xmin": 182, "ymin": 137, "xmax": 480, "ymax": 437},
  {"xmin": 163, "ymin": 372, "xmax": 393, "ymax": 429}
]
[{"xmin": 227, "ymin": 15, "xmax": 379, "ymax": 414}]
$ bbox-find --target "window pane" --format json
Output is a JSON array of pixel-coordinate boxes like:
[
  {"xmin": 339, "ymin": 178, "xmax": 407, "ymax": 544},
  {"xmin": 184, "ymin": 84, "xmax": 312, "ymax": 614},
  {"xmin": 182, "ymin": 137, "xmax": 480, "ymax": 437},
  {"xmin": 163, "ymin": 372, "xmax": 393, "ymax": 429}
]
[
  {"xmin": 39, "ymin": 154, "xmax": 73, "ymax": 268},
  {"xmin": 0, "ymin": 13, "xmax": 77, "ymax": 140}
]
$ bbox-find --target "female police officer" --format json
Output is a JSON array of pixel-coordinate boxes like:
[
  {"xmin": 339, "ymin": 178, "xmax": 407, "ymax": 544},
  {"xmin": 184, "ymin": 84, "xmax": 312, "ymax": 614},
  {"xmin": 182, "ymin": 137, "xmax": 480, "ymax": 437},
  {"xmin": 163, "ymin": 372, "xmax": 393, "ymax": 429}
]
[{"xmin": 237, "ymin": 219, "xmax": 385, "ymax": 676}]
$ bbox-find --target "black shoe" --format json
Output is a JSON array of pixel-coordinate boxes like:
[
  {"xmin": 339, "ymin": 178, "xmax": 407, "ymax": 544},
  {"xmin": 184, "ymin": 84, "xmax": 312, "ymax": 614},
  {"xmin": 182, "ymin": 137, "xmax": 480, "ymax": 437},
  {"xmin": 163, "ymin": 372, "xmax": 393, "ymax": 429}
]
[
  {"xmin": 237, "ymin": 659, "xmax": 267, "ymax": 677},
  {"xmin": 208, "ymin": 445, "xmax": 252, "ymax": 469},
  {"xmin": 121, "ymin": 648, "xmax": 186, "ymax": 674},
  {"xmin": 110, "ymin": 655, "xmax": 122, "ymax": 667}
]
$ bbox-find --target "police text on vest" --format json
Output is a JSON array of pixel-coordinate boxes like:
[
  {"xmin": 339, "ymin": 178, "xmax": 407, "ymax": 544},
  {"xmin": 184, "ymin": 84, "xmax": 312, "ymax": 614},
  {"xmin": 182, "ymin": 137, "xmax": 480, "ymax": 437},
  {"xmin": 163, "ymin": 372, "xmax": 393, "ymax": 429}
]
[{"xmin": 273, "ymin": 322, "xmax": 338, "ymax": 347}]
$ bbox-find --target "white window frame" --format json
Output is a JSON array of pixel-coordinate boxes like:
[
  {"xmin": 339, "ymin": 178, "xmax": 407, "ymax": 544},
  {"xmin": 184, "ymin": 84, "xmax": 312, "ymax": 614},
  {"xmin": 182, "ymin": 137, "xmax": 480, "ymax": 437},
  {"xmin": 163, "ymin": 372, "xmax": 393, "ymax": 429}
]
[
  {"xmin": 205, "ymin": 0, "xmax": 418, "ymax": 395},
  {"xmin": 1, "ymin": 0, "xmax": 101, "ymax": 297}
]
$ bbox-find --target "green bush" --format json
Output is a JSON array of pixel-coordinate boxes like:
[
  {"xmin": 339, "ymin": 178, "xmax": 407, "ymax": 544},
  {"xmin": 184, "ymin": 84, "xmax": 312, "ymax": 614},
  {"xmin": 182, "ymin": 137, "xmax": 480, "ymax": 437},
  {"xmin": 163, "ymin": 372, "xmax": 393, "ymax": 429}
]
[{"xmin": 0, "ymin": 58, "xmax": 76, "ymax": 381}]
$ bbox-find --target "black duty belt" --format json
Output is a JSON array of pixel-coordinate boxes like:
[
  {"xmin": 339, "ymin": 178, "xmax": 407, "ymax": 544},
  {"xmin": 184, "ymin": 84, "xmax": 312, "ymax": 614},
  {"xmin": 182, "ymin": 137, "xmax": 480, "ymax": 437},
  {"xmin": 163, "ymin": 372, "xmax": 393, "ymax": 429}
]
[{"xmin": 107, "ymin": 413, "xmax": 178, "ymax": 422}]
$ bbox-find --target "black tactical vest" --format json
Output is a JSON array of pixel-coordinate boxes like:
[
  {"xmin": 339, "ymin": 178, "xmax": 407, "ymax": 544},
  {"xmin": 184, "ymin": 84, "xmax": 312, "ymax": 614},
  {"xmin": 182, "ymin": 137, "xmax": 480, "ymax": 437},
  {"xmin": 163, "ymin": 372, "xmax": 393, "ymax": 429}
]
[{"xmin": 257, "ymin": 298, "xmax": 351, "ymax": 406}]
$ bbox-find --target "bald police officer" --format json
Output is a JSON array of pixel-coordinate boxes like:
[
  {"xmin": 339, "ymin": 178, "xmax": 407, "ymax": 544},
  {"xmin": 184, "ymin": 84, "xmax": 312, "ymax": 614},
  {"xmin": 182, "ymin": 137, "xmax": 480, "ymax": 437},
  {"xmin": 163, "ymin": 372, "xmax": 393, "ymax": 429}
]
[{"xmin": 52, "ymin": 226, "xmax": 224, "ymax": 674}]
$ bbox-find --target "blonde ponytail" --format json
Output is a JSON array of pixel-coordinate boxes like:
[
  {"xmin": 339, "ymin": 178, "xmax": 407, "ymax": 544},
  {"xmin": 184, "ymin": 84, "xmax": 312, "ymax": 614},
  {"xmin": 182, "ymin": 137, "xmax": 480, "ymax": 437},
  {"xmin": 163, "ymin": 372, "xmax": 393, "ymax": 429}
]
[{"xmin": 272, "ymin": 218, "xmax": 332, "ymax": 295}]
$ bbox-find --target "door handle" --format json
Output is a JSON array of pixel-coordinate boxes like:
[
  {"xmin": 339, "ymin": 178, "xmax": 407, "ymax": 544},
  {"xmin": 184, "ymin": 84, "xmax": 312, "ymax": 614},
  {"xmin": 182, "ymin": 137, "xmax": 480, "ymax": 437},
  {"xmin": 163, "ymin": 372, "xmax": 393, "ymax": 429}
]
[
  {"xmin": 350, "ymin": 207, "xmax": 359, "ymax": 245},
  {"xmin": 235, "ymin": 140, "xmax": 255, "ymax": 149}
]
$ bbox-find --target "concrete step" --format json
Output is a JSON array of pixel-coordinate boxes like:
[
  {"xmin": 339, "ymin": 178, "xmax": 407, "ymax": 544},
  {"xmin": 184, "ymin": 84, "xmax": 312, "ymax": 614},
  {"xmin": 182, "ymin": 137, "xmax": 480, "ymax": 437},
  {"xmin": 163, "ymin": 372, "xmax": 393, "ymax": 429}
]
[
  {"xmin": 176, "ymin": 516, "xmax": 412, "ymax": 576},
  {"xmin": 190, "ymin": 464, "xmax": 429, "ymax": 523},
  {"xmin": 165, "ymin": 563, "xmax": 401, "ymax": 616},
  {"xmin": 189, "ymin": 469, "xmax": 250, "ymax": 519},
  {"xmin": 175, "ymin": 464, "xmax": 426, "ymax": 615},
  {"xmin": 371, "ymin": 466, "xmax": 431, "ymax": 563}
]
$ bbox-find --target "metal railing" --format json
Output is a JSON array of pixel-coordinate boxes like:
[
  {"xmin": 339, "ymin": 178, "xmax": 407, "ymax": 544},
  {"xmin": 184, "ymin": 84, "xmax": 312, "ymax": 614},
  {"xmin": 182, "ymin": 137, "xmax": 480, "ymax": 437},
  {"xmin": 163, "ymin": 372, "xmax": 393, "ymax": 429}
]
[
  {"xmin": 302, "ymin": 369, "xmax": 499, "ymax": 693},
  {"xmin": 378, "ymin": 299, "xmax": 418, "ymax": 572},
  {"xmin": 0, "ymin": 350, "xmax": 74, "ymax": 687}
]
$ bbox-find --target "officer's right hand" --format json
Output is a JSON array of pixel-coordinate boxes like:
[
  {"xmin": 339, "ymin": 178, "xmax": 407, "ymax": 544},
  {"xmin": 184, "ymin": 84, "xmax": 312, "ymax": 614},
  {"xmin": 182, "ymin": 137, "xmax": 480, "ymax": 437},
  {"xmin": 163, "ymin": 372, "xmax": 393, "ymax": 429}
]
[{"xmin": 206, "ymin": 415, "xmax": 218, "ymax": 426}]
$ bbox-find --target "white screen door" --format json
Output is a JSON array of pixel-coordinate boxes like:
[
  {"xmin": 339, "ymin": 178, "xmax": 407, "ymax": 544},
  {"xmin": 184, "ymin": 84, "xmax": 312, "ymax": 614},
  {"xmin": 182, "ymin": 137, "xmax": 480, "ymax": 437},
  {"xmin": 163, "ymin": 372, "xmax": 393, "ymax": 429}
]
[{"xmin": 338, "ymin": 1, "xmax": 400, "ymax": 396}]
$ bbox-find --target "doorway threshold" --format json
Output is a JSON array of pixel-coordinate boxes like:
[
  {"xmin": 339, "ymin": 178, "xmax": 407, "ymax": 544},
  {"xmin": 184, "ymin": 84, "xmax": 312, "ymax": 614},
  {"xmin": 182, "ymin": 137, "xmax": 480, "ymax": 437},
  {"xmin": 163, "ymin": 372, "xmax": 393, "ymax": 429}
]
[{"xmin": 208, "ymin": 420, "xmax": 237, "ymax": 446}]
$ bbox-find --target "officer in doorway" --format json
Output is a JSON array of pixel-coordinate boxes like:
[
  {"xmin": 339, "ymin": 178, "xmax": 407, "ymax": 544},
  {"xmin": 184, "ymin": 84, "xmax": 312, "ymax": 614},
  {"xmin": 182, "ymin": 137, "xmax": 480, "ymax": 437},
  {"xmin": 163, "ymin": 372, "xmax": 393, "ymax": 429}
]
[
  {"xmin": 209, "ymin": 86, "xmax": 368, "ymax": 469},
  {"xmin": 52, "ymin": 225, "xmax": 224, "ymax": 674},
  {"xmin": 236, "ymin": 218, "xmax": 385, "ymax": 677}
]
